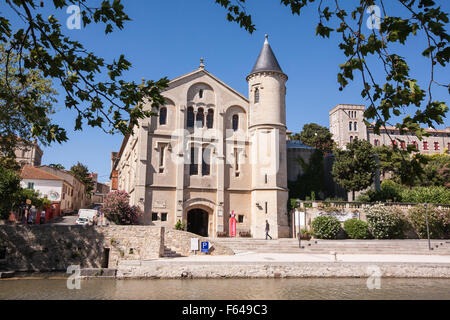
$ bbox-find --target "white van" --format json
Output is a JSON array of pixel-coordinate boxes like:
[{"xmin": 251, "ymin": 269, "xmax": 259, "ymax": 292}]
[{"xmin": 77, "ymin": 209, "xmax": 98, "ymax": 223}]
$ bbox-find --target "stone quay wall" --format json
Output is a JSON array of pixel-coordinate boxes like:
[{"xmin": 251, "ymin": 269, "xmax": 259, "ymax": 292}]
[
  {"xmin": 116, "ymin": 261, "xmax": 450, "ymax": 279},
  {"xmin": 0, "ymin": 225, "xmax": 165, "ymax": 272},
  {"xmin": 0, "ymin": 225, "xmax": 233, "ymax": 272}
]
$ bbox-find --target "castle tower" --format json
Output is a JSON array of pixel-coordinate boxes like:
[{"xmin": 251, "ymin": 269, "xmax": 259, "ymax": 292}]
[{"xmin": 247, "ymin": 35, "xmax": 289, "ymax": 238}]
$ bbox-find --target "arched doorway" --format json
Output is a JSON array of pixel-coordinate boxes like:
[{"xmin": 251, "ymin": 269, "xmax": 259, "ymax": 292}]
[{"xmin": 187, "ymin": 208, "xmax": 209, "ymax": 237}]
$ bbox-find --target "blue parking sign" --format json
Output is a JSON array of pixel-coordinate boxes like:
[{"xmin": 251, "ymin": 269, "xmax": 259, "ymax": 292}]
[{"xmin": 201, "ymin": 241, "xmax": 209, "ymax": 253}]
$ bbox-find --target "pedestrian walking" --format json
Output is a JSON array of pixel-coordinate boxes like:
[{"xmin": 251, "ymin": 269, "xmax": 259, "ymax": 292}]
[
  {"xmin": 40, "ymin": 210, "xmax": 46, "ymax": 224},
  {"xmin": 265, "ymin": 220, "xmax": 272, "ymax": 240}
]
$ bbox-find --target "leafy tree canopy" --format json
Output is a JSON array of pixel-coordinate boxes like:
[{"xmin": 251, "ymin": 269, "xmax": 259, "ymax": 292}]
[
  {"xmin": 0, "ymin": 43, "xmax": 61, "ymax": 158},
  {"xmin": 0, "ymin": 166, "xmax": 21, "ymax": 219},
  {"xmin": 69, "ymin": 162, "xmax": 94, "ymax": 194},
  {"xmin": 332, "ymin": 138, "xmax": 378, "ymax": 199},
  {"xmin": 216, "ymin": 0, "xmax": 449, "ymax": 140},
  {"xmin": 1, "ymin": 0, "xmax": 169, "ymax": 155},
  {"xmin": 48, "ymin": 163, "xmax": 65, "ymax": 170},
  {"xmin": 292, "ymin": 123, "xmax": 335, "ymax": 153}
]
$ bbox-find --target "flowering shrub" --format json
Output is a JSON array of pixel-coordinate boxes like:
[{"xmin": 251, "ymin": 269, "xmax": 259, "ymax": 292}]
[
  {"xmin": 365, "ymin": 205, "xmax": 407, "ymax": 239},
  {"xmin": 102, "ymin": 190, "xmax": 142, "ymax": 225},
  {"xmin": 344, "ymin": 219, "xmax": 370, "ymax": 239},
  {"xmin": 311, "ymin": 216, "xmax": 342, "ymax": 239},
  {"xmin": 408, "ymin": 206, "xmax": 450, "ymax": 239}
]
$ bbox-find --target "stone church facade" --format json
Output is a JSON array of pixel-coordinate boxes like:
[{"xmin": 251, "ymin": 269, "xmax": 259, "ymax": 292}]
[{"xmin": 111, "ymin": 36, "xmax": 290, "ymax": 239}]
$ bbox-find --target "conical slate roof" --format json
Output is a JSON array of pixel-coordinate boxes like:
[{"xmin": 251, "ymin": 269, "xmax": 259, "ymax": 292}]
[{"xmin": 250, "ymin": 35, "xmax": 283, "ymax": 75}]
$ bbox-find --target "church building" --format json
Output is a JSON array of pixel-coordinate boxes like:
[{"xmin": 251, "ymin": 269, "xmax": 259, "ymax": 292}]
[{"xmin": 111, "ymin": 35, "xmax": 290, "ymax": 239}]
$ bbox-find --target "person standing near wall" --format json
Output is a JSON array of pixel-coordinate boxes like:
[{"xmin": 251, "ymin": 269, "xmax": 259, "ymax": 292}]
[{"xmin": 265, "ymin": 220, "xmax": 272, "ymax": 240}]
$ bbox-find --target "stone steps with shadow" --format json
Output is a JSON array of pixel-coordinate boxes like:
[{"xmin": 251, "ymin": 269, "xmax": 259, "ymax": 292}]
[
  {"xmin": 163, "ymin": 247, "xmax": 182, "ymax": 258},
  {"xmin": 212, "ymin": 238, "xmax": 450, "ymax": 255}
]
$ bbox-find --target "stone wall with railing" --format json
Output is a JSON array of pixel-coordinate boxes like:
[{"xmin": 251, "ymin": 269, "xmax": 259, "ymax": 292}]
[{"xmin": 291, "ymin": 200, "xmax": 450, "ymax": 238}]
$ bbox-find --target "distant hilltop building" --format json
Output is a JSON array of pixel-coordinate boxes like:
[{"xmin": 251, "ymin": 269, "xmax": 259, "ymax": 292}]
[
  {"xmin": 329, "ymin": 104, "xmax": 450, "ymax": 154},
  {"xmin": 13, "ymin": 139, "xmax": 43, "ymax": 167},
  {"xmin": 111, "ymin": 35, "xmax": 292, "ymax": 239}
]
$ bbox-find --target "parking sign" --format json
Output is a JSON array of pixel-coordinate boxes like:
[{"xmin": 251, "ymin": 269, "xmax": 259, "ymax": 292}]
[{"xmin": 201, "ymin": 241, "xmax": 209, "ymax": 253}]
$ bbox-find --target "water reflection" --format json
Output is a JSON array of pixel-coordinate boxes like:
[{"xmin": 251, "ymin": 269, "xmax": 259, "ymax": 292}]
[{"xmin": 1, "ymin": 278, "xmax": 449, "ymax": 300}]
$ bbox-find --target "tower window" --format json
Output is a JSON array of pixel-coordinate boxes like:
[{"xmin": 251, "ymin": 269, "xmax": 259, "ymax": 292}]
[
  {"xmin": 254, "ymin": 88, "xmax": 260, "ymax": 103},
  {"xmin": 159, "ymin": 107, "xmax": 167, "ymax": 125},
  {"xmin": 234, "ymin": 148, "xmax": 239, "ymax": 176},
  {"xmin": 423, "ymin": 141, "xmax": 429, "ymax": 150},
  {"xmin": 238, "ymin": 215, "xmax": 244, "ymax": 223},
  {"xmin": 152, "ymin": 212, "xmax": 158, "ymax": 221},
  {"xmin": 202, "ymin": 146, "xmax": 211, "ymax": 176},
  {"xmin": 349, "ymin": 136, "xmax": 353, "ymax": 143},
  {"xmin": 190, "ymin": 145, "xmax": 198, "ymax": 175},
  {"xmin": 206, "ymin": 109, "xmax": 214, "ymax": 129},
  {"xmin": 199, "ymin": 89, "xmax": 203, "ymax": 99},
  {"xmin": 159, "ymin": 143, "xmax": 167, "ymax": 173},
  {"xmin": 196, "ymin": 108, "xmax": 204, "ymax": 128},
  {"xmin": 354, "ymin": 122, "xmax": 357, "ymax": 131},
  {"xmin": 187, "ymin": 107, "xmax": 194, "ymax": 128},
  {"xmin": 232, "ymin": 114, "xmax": 239, "ymax": 131},
  {"xmin": 161, "ymin": 213, "xmax": 167, "ymax": 222}
]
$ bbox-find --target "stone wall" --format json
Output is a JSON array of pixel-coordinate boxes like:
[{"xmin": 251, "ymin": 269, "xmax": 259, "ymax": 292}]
[
  {"xmin": 0, "ymin": 225, "xmax": 233, "ymax": 272},
  {"xmin": 0, "ymin": 225, "xmax": 165, "ymax": 272},
  {"xmin": 165, "ymin": 229, "xmax": 234, "ymax": 256},
  {"xmin": 116, "ymin": 261, "xmax": 450, "ymax": 279},
  {"xmin": 291, "ymin": 201, "xmax": 450, "ymax": 238}
]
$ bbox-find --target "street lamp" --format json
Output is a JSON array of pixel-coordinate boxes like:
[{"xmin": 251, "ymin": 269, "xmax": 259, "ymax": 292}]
[{"xmin": 424, "ymin": 203, "xmax": 431, "ymax": 251}]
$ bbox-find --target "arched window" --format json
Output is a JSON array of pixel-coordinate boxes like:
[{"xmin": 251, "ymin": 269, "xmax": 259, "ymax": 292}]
[
  {"xmin": 232, "ymin": 114, "xmax": 239, "ymax": 131},
  {"xmin": 349, "ymin": 122, "xmax": 352, "ymax": 131},
  {"xmin": 350, "ymin": 136, "xmax": 353, "ymax": 143},
  {"xmin": 196, "ymin": 108, "xmax": 204, "ymax": 128},
  {"xmin": 254, "ymin": 88, "xmax": 259, "ymax": 103},
  {"xmin": 199, "ymin": 89, "xmax": 203, "ymax": 99},
  {"xmin": 187, "ymin": 107, "xmax": 194, "ymax": 128},
  {"xmin": 354, "ymin": 121, "xmax": 357, "ymax": 131},
  {"xmin": 159, "ymin": 107, "xmax": 167, "ymax": 125},
  {"xmin": 206, "ymin": 109, "xmax": 214, "ymax": 129}
]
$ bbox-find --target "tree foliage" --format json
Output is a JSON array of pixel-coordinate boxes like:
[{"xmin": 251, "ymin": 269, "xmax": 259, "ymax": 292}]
[
  {"xmin": 69, "ymin": 162, "xmax": 93, "ymax": 194},
  {"xmin": 288, "ymin": 149, "xmax": 324, "ymax": 200},
  {"xmin": 375, "ymin": 145, "xmax": 428, "ymax": 187},
  {"xmin": 1, "ymin": 0, "xmax": 169, "ymax": 154},
  {"xmin": 0, "ymin": 166, "xmax": 21, "ymax": 219},
  {"xmin": 332, "ymin": 139, "xmax": 377, "ymax": 199},
  {"xmin": 215, "ymin": 0, "xmax": 449, "ymax": 141},
  {"xmin": 102, "ymin": 190, "xmax": 142, "ymax": 225},
  {"xmin": 292, "ymin": 123, "xmax": 335, "ymax": 153},
  {"xmin": 0, "ymin": 43, "xmax": 62, "ymax": 158}
]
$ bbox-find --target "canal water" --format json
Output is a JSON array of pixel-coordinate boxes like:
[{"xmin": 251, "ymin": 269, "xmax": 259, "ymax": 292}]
[{"xmin": 1, "ymin": 277, "xmax": 449, "ymax": 299}]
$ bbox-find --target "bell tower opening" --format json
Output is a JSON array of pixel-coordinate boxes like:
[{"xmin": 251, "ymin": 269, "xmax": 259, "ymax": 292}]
[{"xmin": 187, "ymin": 208, "xmax": 209, "ymax": 237}]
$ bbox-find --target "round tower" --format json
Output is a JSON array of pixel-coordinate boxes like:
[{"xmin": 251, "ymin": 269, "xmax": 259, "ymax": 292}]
[
  {"xmin": 247, "ymin": 35, "xmax": 289, "ymax": 239},
  {"xmin": 247, "ymin": 34, "xmax": 287, "ymax": 128}
]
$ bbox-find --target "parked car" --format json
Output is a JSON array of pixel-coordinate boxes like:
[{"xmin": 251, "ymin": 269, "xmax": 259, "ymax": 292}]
[
  {"xmin": 77, "ymin": 209, "xmax": 98, "ymax": 223},
  {"xmin": 75, "ymin": 217, "xmax": 90, "ymax": 225}
]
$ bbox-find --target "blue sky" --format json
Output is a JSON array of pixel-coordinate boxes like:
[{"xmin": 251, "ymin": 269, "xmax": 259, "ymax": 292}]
[{"xmin": 2, "ymin": 0, "xmax": 449, "ymax": 182}]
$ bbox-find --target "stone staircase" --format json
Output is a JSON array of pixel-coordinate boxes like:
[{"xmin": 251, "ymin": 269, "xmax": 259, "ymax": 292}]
[
  {"xmin": 163, "ymin": 246, "xmax": 182, "ymax": 258},
  {"xmin": 210, "ymin": 238, "xmax": 450, "ymax": 255}
]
